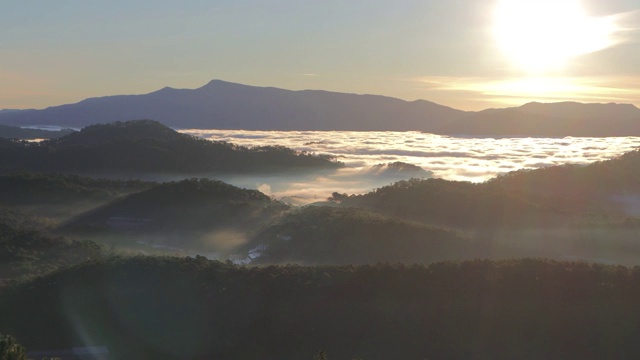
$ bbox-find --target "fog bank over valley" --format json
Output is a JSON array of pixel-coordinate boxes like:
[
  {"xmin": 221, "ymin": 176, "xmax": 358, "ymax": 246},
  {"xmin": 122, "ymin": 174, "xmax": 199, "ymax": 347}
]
[{"xmin": 181, "ymin": 129, "xmax": 640, "ymax": 204}]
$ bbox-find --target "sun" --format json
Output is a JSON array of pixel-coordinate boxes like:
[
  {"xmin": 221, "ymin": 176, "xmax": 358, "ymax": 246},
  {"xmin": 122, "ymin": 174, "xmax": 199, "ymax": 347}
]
[{"xmin": 493, "ymin": 0, "xmax": 619, "ymax": 73}]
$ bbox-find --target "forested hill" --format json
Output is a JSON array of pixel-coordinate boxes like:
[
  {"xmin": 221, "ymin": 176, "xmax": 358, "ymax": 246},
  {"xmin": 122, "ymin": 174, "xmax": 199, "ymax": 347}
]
[
  {"xmin": 62, "ymin": 178, "xmax": 288, "ymax": 236},
  {"xmin": 336, "ymin": 149, "xmax": 640, "ymax": 227},
  {"xmin": 245, "ymin": 206, "xmax": 471, "ymax": 264},
  {"xmin": 0, "ymin": 173, "xmax": 152, "ymax": 207},
  {"xmin": 487, "ymin": 149, "xmax": 640, "ymax": 199},
  {"xmin": 3, "ymin": 256, "xmax": 640, "ymax": 359},
  {"xmin": 335, "ymin": 178, "xmax": 587, "ymax": 228},
  {"xmin": 0, "ymin": 120, "xmax": 342, "ymax": 174},
  {"xmin": 0, "ymin": 208, "xmax": 104, "ymax": 280}
]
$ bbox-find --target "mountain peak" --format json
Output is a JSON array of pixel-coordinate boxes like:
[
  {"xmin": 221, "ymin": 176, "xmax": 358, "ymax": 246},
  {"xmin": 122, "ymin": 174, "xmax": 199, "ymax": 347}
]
[{"xmin": 199, "ymin": 79, "xmax": 242, "ymax": 89}]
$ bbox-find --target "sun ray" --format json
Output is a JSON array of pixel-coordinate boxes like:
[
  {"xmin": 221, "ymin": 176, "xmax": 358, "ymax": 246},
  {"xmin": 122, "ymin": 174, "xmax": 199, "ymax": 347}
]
[{"xmin": 493, "ymin": 0, "xmax": 621, "ymax": 73}]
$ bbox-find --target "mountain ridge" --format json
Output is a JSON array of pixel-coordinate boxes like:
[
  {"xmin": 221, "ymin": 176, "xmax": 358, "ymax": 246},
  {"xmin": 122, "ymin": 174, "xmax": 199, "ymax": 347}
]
[{"xmin": 1, "ymin": 80, "xmax": 639, "ymax": 136}]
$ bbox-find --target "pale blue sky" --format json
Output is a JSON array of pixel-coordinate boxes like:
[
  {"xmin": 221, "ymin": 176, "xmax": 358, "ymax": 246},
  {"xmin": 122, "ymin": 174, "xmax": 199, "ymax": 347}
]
[{"xmin": 2, "ymin": 0, "xmax": 639, "ymax": 110}]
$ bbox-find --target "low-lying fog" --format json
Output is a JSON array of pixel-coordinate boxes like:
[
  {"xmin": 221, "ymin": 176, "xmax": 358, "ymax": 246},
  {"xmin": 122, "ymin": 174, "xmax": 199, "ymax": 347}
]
[{"xmin": 181, "ymin": 129, "xmax": 640, "ymax": 204}]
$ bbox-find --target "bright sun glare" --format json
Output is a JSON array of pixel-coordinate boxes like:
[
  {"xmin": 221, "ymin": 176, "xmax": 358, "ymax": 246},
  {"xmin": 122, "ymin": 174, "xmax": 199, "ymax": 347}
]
[{"xmin": 493, "ymin": 0, "xmax": 619, "ymax": 73}]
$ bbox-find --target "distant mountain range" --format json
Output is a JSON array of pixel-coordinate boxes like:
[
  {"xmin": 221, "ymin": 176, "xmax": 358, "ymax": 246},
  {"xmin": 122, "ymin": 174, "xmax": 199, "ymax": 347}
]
[{"xmin": 1, "ymin": 80, "xmax": 640, "ymax": 136}]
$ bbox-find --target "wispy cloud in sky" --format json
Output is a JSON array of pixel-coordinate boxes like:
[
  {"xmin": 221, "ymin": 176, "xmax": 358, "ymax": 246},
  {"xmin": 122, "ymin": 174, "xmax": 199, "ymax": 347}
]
[
  {"xmin": 413, "ymin": 75, "xmax": 640, "ymax": 107},
  {"xmin": 1, "ymin": 0, "xmax": 639, "ymax": 111}
]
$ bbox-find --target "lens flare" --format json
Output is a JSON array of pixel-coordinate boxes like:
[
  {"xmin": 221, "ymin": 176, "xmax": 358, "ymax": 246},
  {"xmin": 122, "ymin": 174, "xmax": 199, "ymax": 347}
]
[{"xmin": 493, "ymin": 0, "xmax": 620, "ymax": 73}]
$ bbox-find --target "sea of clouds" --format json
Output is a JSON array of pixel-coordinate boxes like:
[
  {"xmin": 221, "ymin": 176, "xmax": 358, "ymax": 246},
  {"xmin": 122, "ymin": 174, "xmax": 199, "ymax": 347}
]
[{"xmin": 180, "ymin": 129, "xmax": 640, "ymax": 204}]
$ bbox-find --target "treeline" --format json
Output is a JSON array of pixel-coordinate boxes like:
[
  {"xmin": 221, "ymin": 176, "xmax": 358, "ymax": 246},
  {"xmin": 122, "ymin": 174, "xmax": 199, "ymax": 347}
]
[
  {"xmin": 0, "ymin": 172, "xmax": 152, "ymax": 206},
  {"xmin": 248, "ymin": 206, "xmax": 471, "ymax": 264},
  {"xmin": 2, "ymin": 256, "xmax": 640, "ymax": 359},
  {"xmin": 0, "ymin": 120, "xmax": 342, "ymax": 174},
  {"xmin": 60, "ymin": 179, "xmax": 476, "ymax": 264},
  {"xmin": 0, "ymin": 208, "xmax": 104, "ymax": 280},
  {"xmin": 62, "ymin": 178, "xmax": 288, "ymax": 237},
  {"xmin": 488, "ymin": 148, "xmax": 640, "ymax": 199},
  {"xmin": 333, "ymin": 178, "xmax": 606, "ymax": 228},
  {"xmin": 334, "ymin": 149, "xmax": 640, "ymax": 228}
]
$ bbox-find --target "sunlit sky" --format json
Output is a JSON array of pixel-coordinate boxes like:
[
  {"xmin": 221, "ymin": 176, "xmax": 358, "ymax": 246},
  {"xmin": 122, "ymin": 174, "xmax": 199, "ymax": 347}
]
[{"xmin": 2, "ymin": 0, "xmax": 639, "ymax": 111}]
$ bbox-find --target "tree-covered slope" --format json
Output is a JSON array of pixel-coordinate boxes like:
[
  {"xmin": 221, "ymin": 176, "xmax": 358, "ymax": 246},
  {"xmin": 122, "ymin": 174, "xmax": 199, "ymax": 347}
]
[
  {"xmin": 244, "ymin": 206, "xmax": 470, "ymax": 264},
  {"xmin": 488, "ymin": 149, "xmax": 640, "ymax": 200},
  {"xmin": 336, "ymin": 178, "xmax": 595, "ymax": 228},
  {"xmin": 61, "ymin": 179, "xmax": 289, "ymax": 251},
  {"xmin": 0, "ymin": 208, "xmax": 104, "ymax": 280},
  {"xmin": 0, "ymin": 172, "xmax": 154, "ymax": 222},
  {"xmin": 0, "ymin": 173, "xmax": 152, "ymax": 206},
  {"xmin": 0, "ymin": 120, "xmax": 342, "ymax": 174},
  {"xmin": 2, "ymin": 256, "xmax": 640, "ymax": 359},
  {"xmin": 337, "ymin": 149, "xmax": 640, "ymax": 228}
]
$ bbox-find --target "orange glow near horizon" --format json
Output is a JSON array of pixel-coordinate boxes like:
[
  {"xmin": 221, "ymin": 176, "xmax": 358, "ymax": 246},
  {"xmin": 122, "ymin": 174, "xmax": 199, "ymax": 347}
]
[{"xmin": 413, "ymin": 75, "xmax": 640, "ymax": 110}]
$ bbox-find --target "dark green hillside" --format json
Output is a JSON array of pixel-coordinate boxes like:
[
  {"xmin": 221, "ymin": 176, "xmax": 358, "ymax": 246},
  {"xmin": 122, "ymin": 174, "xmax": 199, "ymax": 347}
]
[
  {"xmin": 0, "ymin": 173, "xmax": 153, "ymax": 222},
  {"xmin": 246, "ymin": 206, "xmax": 470, "ymax": 264},
  {"xmin": 2, "ymin": 257, "xmax": 640, "ymax": 359},
  {"xmin": 336, "ymin": 178, "xmax": 597, "ymax": 228},
  {"xmin": 61, "ymin": 179, "xmax": 289, "ymax": 250},
  {"xmin": 0, "ymin": 207, "xmax": 53, "ymax": 232},
  {"xmin": 0, "ymin": 208, "xmax": 104, "ymax": 280},
  {"xmin": 488, "ymin": 149, "xmax": 640, "ymax": 201},
  {"xmin": 49, "ymin": 119, "xmax": 183, "ymax": 145},
  {"xmin": 339, "ymin": 150, "xmax": 640, "ymax": 227},
  {"xmin": 0, "ymin": 173, "xmax": 152, "ymax": 206},
  {"xmin": 0, "ymin": 120, "xmax": 342, "ymax": 174}
]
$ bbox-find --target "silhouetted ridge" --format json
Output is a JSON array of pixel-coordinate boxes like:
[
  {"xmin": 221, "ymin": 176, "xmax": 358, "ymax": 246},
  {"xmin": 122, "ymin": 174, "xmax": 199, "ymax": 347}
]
[
  {"xmin": 0, "ymin": 120, "xmax": 342, "ymax": 174},
  {"xmin": 0, "ymin": 207, "xmax": 104, "ymax": 279},
  {"xmin": 126, "ymin": 178, "xmax": 272, "ymax": 204},
  {"xmin": 0, "ymin": 172, "xmax": 152, "ymax": 206},
  {"xmin": 336, "ymin": 177, "xmax": 604, "ymax": 228},
  {"xmin": 61, "ymin": 178, "xmax": 288, "ymax": 236},
  {"xmin": 52, "ymin": 119, "xmax": 185, "ymax": 146},
  {"xmin": 245, "ymin": 206, "xmax": 469, "ymax": 264},
  {"xmin": 0, "ymin": 80, "xmax": 466, "ymax": 131},
  {"xmin": 4, "ymin": 257, "xmax": 640, "ymax": 359},
  {"xmin": 489, "ymin": 148, "xmax": 640, "ymax": 199},
  {"xmin": 519, "ymin": 101, "xmax": 640, "ymax": 120},
  {"xmin": 2, "ymin": 80, "xmax": 638, "ymax": 135}
]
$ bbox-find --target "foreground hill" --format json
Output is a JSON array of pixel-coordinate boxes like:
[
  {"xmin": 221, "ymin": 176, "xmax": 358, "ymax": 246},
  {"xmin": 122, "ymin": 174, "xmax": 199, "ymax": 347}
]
[
  {"xmin": 488, "ymin": 149, "xmax": 640, "ymax": 203},
  {"xmin": 339, "ymin": 149, "xmax": 640, "ymax": 226},
  {"xmin": 0, "ymin": 208, "xmax": 104, "ymax": 280},
  {"xmin": 0, "ymin": 120, "xmax": 342, "ymax": 175},
  {"xmin": 335, "ymin": 178, "xmax": 596, "ymax": 229},
  {"xmin": 2, "ymin": 80, "xmax": 639, "ymax": 136},
  {"xmin": 61, "ymin": 178, "xmax": 288, "ymax": 251},
  {"xmin": 2, "ymin": 256, "xmax": 640, "ymax": 359},
  {"xmin": 0, "ymin": 173, "xmax": 152, "ymax": 207},
  {"xmin": 242, "ymin": 206, "xmax": 471, "ymax": 265},
  {"xmin": 0, "ymin": 173, "xmax": 153, "ymax": 222},
  {"xmin": 62, "ymin": 178, "xmax": 475, "ymax": 264}
]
